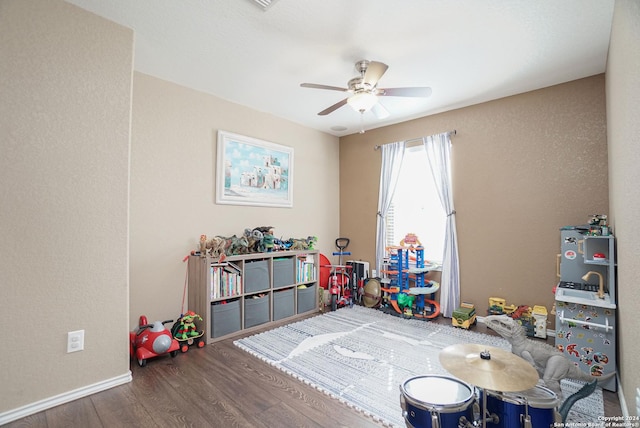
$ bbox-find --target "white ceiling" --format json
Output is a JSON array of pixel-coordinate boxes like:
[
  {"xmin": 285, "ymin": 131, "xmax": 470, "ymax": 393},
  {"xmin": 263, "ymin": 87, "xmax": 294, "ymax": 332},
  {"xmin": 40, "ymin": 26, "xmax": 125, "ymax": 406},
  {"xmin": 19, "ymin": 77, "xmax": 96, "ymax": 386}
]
[{"xmin": 66, "ymin": 0, "xmax": 614, "ymax": 137}]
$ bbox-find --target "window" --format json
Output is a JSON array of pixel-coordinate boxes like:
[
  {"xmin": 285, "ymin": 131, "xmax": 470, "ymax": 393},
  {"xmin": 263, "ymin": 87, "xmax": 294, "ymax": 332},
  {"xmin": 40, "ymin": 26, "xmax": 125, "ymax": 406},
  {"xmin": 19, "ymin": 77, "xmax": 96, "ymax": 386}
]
[{"xmin": 385, "ymin": 145, "xmax": 446, "ymax": 263}]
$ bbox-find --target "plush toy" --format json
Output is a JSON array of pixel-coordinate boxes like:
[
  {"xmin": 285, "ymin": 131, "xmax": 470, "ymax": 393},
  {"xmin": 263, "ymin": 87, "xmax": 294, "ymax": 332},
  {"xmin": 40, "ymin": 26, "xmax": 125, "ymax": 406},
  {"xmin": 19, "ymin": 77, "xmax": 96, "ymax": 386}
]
[
  {"xmin": 289, "ymin": 236, "xmax": 316, "ymax": 250},
  {"xmin": 199, "ymin": 235, "xmax": 207, "ymax": 256},
  {"xmin": 287, "ymin": 238, "xmax": 302, "ymax": 250},
  {"xmin": 263, "ymin": 230, "xmax": 275, "ymax": 251},
  {"xmin": 245, "ymin": 229, "xmax": 263, "ymax": 253},
  {"xmin": 253, "ymin": 226, "xmax": 274, "ymax": 235},
  {"xmin": 229, "ymin": 235, "xmax": 249, "ymax": 255},
  {"xmin": 206, "ymin": 236, "xmax": 227, "ymax": 259}
]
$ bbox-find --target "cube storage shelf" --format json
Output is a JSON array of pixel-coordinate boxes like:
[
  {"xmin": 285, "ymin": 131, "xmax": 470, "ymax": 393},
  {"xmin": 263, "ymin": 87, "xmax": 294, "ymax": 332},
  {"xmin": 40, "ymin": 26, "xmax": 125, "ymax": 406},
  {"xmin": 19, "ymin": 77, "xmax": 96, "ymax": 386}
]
[{"xmin": 188, "ymin": 250, "xmax": 319, "ymax": 344}]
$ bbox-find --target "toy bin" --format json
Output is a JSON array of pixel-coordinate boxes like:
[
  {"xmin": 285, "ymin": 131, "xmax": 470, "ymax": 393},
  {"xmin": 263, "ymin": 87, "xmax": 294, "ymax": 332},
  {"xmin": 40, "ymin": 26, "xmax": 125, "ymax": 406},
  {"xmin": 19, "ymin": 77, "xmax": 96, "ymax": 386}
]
[
  {"xmin": 273, "ymin": 257, "xmax": 295, "ymax": 288},
  {"xmin": 211, "ymin": 299, "xmax": 241, "ymax": 338},
  {"xmin": 244, "ymin": 294, "xmax": 270, "ymax": 328},
  {"xmin": 273, "ymin": 288, "xmax": 294, "ymax": 321},
  {"xmin": 244, "ymin": 259, "xmax": 269, "ymax": 293},
  {"xmin": 297, "ymin": 284, "xmax": 317, "ymax": 314}
]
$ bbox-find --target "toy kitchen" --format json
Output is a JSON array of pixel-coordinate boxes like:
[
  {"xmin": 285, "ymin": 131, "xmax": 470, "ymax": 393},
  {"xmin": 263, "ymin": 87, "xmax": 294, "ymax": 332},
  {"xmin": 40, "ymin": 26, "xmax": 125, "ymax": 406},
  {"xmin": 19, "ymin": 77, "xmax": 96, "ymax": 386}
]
[{"xmin": 555, "ymin": 216, "xmax": 617, "ymax": 391}]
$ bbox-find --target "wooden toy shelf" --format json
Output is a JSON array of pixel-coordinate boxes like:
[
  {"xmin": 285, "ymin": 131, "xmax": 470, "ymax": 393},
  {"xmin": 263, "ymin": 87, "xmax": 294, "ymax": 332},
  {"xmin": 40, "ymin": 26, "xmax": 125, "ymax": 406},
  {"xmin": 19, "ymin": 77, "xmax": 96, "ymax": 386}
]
[{"xmin": 188, "ymin": 251, "xmax": 319, "ymax": 344}]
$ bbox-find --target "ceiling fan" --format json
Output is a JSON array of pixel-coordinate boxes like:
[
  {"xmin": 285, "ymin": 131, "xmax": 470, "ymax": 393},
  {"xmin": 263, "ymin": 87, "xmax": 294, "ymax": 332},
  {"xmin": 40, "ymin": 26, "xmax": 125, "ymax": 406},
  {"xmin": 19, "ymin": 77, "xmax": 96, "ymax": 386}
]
[{"xmin": 300, "ymin": 60, "xmax": 432, "ymax": 119}]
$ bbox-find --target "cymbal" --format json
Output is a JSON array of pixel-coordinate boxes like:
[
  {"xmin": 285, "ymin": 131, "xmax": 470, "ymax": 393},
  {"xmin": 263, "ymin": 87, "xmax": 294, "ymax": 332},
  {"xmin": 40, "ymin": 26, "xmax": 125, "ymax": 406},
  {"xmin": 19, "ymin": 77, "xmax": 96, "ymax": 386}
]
[{"xmin": 439, "ymin": 344, "xmax": 539, "ymax": 392}]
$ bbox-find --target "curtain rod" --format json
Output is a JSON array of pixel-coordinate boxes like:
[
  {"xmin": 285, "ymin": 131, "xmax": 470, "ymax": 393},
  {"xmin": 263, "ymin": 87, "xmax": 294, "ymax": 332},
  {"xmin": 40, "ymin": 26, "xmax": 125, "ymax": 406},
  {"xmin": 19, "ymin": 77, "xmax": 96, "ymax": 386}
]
[{"xmin": 374, "ymin": 129, "xmax": 457, "ymax": 150}]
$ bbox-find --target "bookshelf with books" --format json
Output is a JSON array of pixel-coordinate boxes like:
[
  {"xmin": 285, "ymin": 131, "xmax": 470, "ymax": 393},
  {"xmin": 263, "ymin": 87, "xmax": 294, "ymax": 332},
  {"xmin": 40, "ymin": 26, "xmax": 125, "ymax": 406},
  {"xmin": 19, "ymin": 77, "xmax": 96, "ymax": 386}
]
[{"xmin": 188, "ymin": 250, "xmax": 319, "ymax": 344}]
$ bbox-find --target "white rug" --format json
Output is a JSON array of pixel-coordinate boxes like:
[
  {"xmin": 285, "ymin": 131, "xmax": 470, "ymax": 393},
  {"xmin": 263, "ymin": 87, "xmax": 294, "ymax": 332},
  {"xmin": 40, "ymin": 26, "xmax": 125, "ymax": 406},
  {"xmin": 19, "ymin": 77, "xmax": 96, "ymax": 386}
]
[{"xmin": 234, "ymin": 306, "xmax": 604, "ymax": 427}]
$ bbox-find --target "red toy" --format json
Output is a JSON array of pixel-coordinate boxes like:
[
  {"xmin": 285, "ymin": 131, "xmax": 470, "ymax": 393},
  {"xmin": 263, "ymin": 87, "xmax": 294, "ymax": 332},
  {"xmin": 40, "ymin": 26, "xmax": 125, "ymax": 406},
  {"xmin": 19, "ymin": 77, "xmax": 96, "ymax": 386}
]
[
  {"xmin": 129, "ymin": 315, "xmax": 180, "ymax": 367},
  {"xmin": 325, "ymin": 238, "xmax": 353, "ymax": 311}
]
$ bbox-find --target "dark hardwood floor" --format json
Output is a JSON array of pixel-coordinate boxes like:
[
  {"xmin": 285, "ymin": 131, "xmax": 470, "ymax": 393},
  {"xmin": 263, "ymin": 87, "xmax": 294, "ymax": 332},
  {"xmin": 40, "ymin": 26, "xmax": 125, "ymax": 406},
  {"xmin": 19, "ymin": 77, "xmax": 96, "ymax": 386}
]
[{"xmin": 5, "ymin": 311, "xmax": 622, "ymax": 427}]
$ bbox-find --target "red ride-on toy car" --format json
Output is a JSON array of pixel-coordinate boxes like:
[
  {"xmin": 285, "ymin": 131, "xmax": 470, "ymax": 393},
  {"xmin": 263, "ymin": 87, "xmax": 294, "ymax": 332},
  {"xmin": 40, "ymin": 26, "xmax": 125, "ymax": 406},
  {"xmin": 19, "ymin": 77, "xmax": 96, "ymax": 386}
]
[{"xmin": 129, "ymin": 315, "xmax": 180, "ymax": 367}]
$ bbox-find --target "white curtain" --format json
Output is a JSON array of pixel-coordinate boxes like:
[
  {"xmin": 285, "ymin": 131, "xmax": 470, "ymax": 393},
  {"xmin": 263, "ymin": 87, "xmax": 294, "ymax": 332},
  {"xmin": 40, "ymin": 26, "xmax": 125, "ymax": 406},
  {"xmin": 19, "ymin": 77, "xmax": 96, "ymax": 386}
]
[
  {"xmin": 423, "ymin": 132, "xmax": 459, "ymax": 318},
  {"xmin": 375, "ymin": 141, "xmax": 405, "ymax": 275}
]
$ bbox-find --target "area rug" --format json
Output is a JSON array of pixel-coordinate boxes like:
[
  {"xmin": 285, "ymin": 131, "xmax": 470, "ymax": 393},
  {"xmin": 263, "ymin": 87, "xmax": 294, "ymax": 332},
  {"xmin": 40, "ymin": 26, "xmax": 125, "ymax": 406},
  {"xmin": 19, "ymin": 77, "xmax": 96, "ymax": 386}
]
[{"xmin": 234, "ymin": 306, "xmax": 604, "ymax": 427}]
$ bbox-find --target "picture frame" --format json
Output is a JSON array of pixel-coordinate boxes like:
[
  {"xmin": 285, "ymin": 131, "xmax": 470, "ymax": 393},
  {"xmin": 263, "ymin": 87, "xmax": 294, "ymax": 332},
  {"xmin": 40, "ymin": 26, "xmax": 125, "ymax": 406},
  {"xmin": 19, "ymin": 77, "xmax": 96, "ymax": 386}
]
[{"xmin": 216, "ymin": 130, "xmax": 293, "ymax": 207}]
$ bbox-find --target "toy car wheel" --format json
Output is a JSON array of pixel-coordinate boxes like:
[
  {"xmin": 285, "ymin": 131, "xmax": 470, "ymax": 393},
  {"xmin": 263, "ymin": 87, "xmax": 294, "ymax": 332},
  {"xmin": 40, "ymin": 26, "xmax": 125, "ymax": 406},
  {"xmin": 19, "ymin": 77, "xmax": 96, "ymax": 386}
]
[
  {"xmin": 197, "ymin": 340, "xmax": 205, "ymax": 348},
  {"xmin": 181, "ymin": 344, "xmax": 189, "ymax": 353},
  {"xmin": 137, "ymin": 358, "xmax": 146, "ymax": 367},
  {"xmin": 330, "ymin": 294, "xmax": 337, "ymax": 311},
  {"xmin": 170, "ymin": 350, "xmax": 178, "ymax": 357}
]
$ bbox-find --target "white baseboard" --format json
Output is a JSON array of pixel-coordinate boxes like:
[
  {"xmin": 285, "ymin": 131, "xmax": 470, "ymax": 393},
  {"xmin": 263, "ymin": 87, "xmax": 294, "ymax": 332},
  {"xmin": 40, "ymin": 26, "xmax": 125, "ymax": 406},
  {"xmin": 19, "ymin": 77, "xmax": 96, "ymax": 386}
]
[
  {"xmin": 617, "ymin": 374, "xmax": 629, "ymax": 417},
  {"xmin": 0, "ymin": 371, "xmax": 132, "ymax": 425}
]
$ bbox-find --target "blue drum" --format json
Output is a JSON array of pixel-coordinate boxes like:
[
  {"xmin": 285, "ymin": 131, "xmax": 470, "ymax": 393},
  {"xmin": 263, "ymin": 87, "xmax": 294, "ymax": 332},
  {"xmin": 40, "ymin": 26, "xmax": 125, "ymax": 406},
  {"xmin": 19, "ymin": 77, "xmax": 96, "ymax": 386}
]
[
  {"xmin": 484, "ymin": 385, "xmax": 560, "ymax": 428},
  {"xmin": 400, "ymin": 375, "xmax": 476, "ymax": 428}
]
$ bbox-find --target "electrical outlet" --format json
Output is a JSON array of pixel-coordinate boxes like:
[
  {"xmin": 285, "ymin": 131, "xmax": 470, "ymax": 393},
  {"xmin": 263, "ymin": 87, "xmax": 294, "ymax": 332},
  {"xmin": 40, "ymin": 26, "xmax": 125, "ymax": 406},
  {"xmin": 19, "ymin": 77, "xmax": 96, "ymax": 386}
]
[{"xmin": 67, "ymin": 330, "xmax": 84, "ymax": 353}]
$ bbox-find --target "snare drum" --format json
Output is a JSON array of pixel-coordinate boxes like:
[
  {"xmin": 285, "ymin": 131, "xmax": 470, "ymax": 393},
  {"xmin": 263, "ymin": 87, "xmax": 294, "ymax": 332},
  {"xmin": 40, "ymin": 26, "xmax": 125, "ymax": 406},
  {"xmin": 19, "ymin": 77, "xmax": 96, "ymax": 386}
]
[
  {"xmin": 400, "ymin": 375, "xmax": 476, "ymax": 428},
  {"xmin": 484, "ymin": 385, "xmax": 560, "ymax": 428}
]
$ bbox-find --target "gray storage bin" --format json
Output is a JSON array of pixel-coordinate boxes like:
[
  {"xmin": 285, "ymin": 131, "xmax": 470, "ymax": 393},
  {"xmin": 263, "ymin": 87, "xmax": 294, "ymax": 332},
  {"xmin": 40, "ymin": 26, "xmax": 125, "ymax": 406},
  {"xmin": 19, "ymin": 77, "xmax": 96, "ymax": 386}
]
[
  {"xmin": 273, "ymin": 257, "xmax": 295, "ymax": 288},
  {"xmin": 244, "ymin": 294, "xmax": 270, "ymax": 328},
  {"xmin": 244, "ymin": 259, "xmax": 269, "ymax": 293},
  {"xmin": 273, "ymin": 288, "xmax": 294, "ymax": 321},
  {"xmin": 297, "ymin": 284, "xmax": 317, "ymax": 314},
  {"xmin": 211, "ymin": 299, "xmax": 241, "ymax": 338}
]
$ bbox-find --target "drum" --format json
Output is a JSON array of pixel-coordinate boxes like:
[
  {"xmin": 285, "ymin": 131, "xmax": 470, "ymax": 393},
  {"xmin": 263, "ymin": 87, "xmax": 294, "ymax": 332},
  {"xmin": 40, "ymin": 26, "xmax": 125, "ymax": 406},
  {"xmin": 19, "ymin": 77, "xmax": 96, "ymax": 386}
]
[
  {"xmin": 400, "ymin": 375, "xmax": 476, "ymax": 428},
  {"xmin": 484, "ymin": 385, "xmax": 560, "ymax": 428}
]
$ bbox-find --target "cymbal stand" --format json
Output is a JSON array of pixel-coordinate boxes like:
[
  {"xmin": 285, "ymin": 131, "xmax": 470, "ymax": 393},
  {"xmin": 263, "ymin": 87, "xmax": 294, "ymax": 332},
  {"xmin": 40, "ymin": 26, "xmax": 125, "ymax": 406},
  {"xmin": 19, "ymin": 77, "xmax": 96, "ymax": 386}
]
[
  {"xmin": 522, "ymin": 397, "xmax": 532, "ymax": 428},
  {"xmin": 479, "ymin": 388, "xmax": 500, "ymax": 428}
]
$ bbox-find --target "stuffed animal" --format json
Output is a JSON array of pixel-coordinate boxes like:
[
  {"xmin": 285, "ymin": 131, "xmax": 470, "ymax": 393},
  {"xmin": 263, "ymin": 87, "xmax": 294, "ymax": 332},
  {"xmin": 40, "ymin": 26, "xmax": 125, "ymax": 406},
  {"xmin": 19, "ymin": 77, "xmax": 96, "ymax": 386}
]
[
  {"xmin": 199, "ymin": 235, "xmax": 207, "ymax": 257},
  {"xmin": 289, "ymin": 238, "xmax": 309, "ymax": 251},
  {"xmin": 230, "ymin": 235, "xmax": 249, "ymax": 255},
  {"xmin": 306, "ymin": 236, "xmax": 318, "ymax": 250},
  {"xmin": 263, "ymin": 230, "xmax": 275, "ymax": 251},
  {"xmin": 206, "ymin": 236, "xmax": 227, "ymax": 259}
]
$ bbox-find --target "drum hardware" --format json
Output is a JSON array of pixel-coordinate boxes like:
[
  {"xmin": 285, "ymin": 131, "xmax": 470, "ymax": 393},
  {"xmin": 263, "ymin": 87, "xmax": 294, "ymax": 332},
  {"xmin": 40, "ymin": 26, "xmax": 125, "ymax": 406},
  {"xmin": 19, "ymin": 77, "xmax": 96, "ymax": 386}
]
[
  {"xmin": 480, "ymin": 385, "xmax": 562, "ymax": 428},
  {"xmin": 399, "ymin": 375, "xmax": 476, "ymax": 428},
  {"xmin": 398, "ymin": 345, "xmax": 563, "ymax": 428},
  {"xmin": 439, "ymin": 344, "xmax": 539, "ymax": 392},
  {"xmin": 439, "ymin": 344, "xmax": 540, "ymax": 428}
]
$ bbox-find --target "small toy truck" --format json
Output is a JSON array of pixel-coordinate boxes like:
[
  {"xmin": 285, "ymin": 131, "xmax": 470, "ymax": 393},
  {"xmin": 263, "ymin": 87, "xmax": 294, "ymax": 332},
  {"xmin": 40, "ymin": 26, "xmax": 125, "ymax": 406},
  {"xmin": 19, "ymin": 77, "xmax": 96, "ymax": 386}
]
[{"xmin": 452, "ymin": 302, "xmax": 477, "ymax": 329}]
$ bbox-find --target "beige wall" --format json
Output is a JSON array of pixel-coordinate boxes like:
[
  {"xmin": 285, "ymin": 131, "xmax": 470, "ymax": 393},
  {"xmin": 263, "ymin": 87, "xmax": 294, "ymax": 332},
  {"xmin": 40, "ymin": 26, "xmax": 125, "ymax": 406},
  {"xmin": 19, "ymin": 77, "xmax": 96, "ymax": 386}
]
[
  {"xmin": 340, "ymin": 75, "xmax": 609, "ymax": 325},
  {"xmin": 129, "ymin": 73, "xmax": 340, "ymax": 327},
  {"xmin": 3, "ymin": 0, "xmax": 639, "ymax": 421},
  {"xmin": 0, "ymin": 0, "xmax": 132, "ymax": 414},
  {"xmin": 607, "ymin": 0, "xmax": 640, "ymax": 416}
]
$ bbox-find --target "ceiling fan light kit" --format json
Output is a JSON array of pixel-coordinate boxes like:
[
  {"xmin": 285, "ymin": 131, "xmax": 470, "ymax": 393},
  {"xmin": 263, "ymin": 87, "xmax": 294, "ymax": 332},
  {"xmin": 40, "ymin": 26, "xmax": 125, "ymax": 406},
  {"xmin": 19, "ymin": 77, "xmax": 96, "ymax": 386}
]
[
  {"xmin": 300, "ymin": 59, "xmax": 432, "ymax": 122},
  {"xmin": 347, "ymin": 92, "xmax": 378, "ymax": 112}
]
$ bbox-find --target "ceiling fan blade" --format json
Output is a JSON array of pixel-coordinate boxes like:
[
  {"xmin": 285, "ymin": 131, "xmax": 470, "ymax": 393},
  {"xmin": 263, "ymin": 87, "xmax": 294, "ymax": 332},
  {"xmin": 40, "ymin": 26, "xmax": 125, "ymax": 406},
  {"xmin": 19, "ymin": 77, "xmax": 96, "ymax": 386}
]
[
  {"xmin": 318, "ymin": 98, "xmax": 348, "ymax": 116},
  {"xmin": 301, "ymin": 83, "xmax": 349, "ymax": 92},
  {"xmin": 371, "ymin": 102, "xmax": 390, "ymax": 119},
  {"xmin": 363, "ymin": 61, "xmax": 388, "ymax": 86},
  {"xmin": 378, "ymin": 87, "xmax": 432, "ymax": 97}
]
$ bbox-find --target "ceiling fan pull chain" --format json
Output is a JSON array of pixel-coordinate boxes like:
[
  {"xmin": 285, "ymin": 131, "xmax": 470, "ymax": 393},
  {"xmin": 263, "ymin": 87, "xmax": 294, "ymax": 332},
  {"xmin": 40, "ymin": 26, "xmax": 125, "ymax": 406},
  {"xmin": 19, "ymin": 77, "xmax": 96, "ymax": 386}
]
[{"xmin": 359, "ymin": 111, "xmax": 365, "ymax": 134}]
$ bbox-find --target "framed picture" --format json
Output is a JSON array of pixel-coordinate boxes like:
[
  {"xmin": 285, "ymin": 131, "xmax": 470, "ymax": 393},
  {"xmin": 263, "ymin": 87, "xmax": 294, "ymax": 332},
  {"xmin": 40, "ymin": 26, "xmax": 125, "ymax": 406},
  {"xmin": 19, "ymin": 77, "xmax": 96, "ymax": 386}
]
[{"xmin": 216, "ymin": 130, "xmax": 293, "ymax": 207}]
